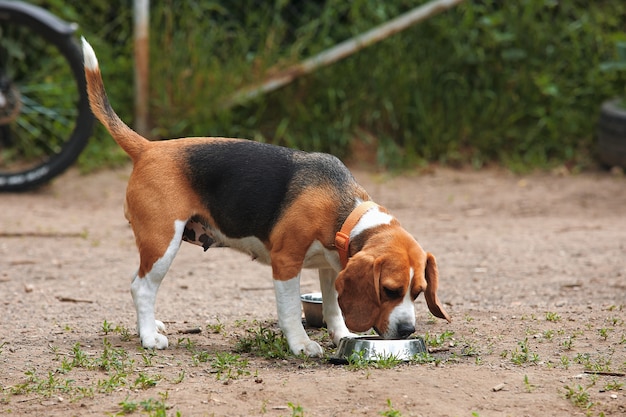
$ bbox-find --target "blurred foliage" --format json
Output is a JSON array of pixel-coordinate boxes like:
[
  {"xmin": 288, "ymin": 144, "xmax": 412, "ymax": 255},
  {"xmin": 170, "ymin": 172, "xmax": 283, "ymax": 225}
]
[{"xmin": 33, "ymin": 0, "xmax": 626, "ymax": 171}]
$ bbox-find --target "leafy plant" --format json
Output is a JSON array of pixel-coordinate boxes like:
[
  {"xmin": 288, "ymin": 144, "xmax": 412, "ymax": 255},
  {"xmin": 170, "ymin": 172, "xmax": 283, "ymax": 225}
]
[
  {"xmin": 604, "ymin": 380, "xmax": 623, "ymax": 391},
  {"xmin": 508, "ymin": 338, "xmax": 540, "ymax": 365},
  {"xmin": 235, "ymin": 323, "xmax": 292, "ymax": 359},
  {"xmin": 210, "ymin": 352, "xmax": 250, "ymax": 380},
  {"xmin": 424, "ymin": 330, "xmax": 455, "ymax": 348},
  {"xmin": 286, "ymin": 402, "xmax": 305, "ymax": 417},
  {"xmin": 523, "ymin": 375, "xmax": 535, "ymax": 393},
  {"xmin": 600, "ymin": 41, "xmax": 626, "ymax": 105},
  {"xmin": 563, "ymin": 384, "xmax": 594, "ymax": 411},
  {"xmin": 345, "ymin": 350, "xmax": 403, "ymax": 370},
  {"xmin": 379, "ymin": 399, "xmax": 403, "ymax": 417},
  {"xmin": 545, "ymin": 312, "xmax": 561, "ymax": 322},
  {"xmin": 32, "ymin": 1, "xmax": 626, "ymax": 171}
]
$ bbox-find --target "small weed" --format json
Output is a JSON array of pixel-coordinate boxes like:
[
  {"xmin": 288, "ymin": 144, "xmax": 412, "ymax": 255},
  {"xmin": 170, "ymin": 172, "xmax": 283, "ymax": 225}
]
[
  {"xmin": 192, "ymin": 350, "xmax": 211, "ymax": 366},
  {"xmin": 176, "ymin": 337, "xmax": 211, "ymax": 366},
  {"xmin": 71, "ymin": 343, "xmax": 90, "ymax": 368},
  {"xmin": 345, "ymin": 350, "xmax": 403, "ymax": 370},
  {"xmin": 523, "ymin": 375, "xmax": 535, "ymax": 392},
  {"xmin": 287, "ymin": 402, "xmax": 305, "ymax": 417},
  {"xmin": 543, "ymin": 330, "xmax": 555, "ymax": 340},
  {"xmin": 102, "ymin": 320, "xmax": 114, "ymax": 335},
  {"xmin": 509, "ymin": 338, "xmax": 540, "ymax": 365},
  {"xmin": 409, "ymin": 351, "xmax": 437, "ymax": 365},
  {"xmin": 211, "ymin": 352, "xmax": 250, "ymax": 380},
  {"xmin": 561, "ymin": 338, "xmax": 574, "ymax": 350},
  {"xmin": 141, "ymin": 349, "xmax": 156, "ymax": 367},
  {"xmin": 138, "ymin": 391, "xmax": 180, "ymax": 416},
  {"xmin": 604, "ymin": 380, "xmax": 623, "ymax": 391},
  {"xmin": 115, "ymin": 324, "xmax": 133, "ymax": 342},
  {"xmin": 206, "ymin": 319, "xmax": 225, "ymax": 334},
  {"xmin": 373, "ymin": 354, "xmax": 403, "ymax": 369},
  {"xmin": 235, "ymin": 323, "xmax": 292, "ymax": 359},
  {"xmin": 574, "ymin": 353, "xmax": 591, "ymax": 365},
  {"xmin": 58, "ymin": 357, "xmax": 74, "ymax": 373},
  {"xmin": 607, "ymin": 317, "xmax": 624, "ymax": 326},
  {"xmin": 97, "ymin": 372, "xmax": 127, "ymax": 393},
  {"xmin": 346, "ymin": 350, "xmax": 374, "ymax": 370},
  {"xmin": 177, "ymin": 337, "xmax": 196, "ymax": 350},
  {"xmin": 546, "ymin": 311, "xmax": 561, "ymax": 323},
  {"xmin": 133, "ymin": 372, "xmax": 160, "ymax": 390},
  {"xmin": 173, "ymin": 370, "xmax": 185, "ymax": 384},
  {"xmin": 424, "ymin": 330, "xmax": 455, "ymax": 348},
  {"xmin": 119, "ymin": 396, "xmax": 139, "ymax": 414},
  {"xmin": 460, "ymin": 341, "xmax": 480, "ymax": 357},
  {"xmin": 560, "ymin": 355, "xmax": 570, "ymax": 369},
  {"xmin": 379, "ymin": 398, "xmax": 403, "ymax": 416},
  {"xmin": 95, "ymin": 338, "xmax": 134, "ymax": 373},
  {"xmin": 545, "ymin": 311, "xmax": 561, "ymax": 322},
  {"xmin": 563, "ymin": 384, "xmax": 594, "ymax": 411},
  {"xmin": 598, "ymin": 328, "xmax": 611, "ymax": 340},
  {"xmin": 590, "ymin": 356, "xmax": 613, "ymax": 373}
]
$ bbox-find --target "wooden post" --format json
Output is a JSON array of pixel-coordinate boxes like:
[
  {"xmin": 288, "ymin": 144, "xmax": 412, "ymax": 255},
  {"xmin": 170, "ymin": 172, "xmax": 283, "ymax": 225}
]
[{"xmin": 133, "ymin": 0, "xmax": 149, "ymax": 136}]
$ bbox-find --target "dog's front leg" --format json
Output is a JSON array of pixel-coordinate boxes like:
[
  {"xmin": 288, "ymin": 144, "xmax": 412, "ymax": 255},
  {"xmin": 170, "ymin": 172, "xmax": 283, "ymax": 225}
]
[
  {"xmin": 273, "ymin": 275, "xmax": 323, "ymax": 357},
  {"xmin": 319, "ymin": 268, "xmax": 357, "ymax": 345}
]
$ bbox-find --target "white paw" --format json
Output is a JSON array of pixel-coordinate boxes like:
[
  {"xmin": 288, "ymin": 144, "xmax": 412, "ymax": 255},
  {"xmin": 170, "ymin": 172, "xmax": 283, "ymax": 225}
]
[
  {"xmin": 155, "ymin": 320, "xmax": 166, "ymax": 332},
  {"xmin": 330, "ymin": 329, "xmax": 358, "ymax": 346},
  {"xmin": 141, "ymin": 332, "xmax": 169, "ymax": 350},
  {"xmin": 290, "ymin": 339, "xmax": 324, "ymax": 357}
]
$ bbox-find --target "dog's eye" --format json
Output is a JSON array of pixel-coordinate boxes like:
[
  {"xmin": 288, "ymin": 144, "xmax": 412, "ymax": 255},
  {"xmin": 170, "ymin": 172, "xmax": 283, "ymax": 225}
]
[{"xmin": 383, "ymin": 287, "xmax": 402, "ymax": 299}]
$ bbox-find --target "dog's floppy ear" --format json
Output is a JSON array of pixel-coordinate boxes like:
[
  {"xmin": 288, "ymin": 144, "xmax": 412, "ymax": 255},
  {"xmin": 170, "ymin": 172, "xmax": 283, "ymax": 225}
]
[
  {"xmin": 335, "ymin": 252, "xmax": 380, "ymax": 332},
  {"xmin": 424, "ymin": 252, "xmax": 451, "ymax": 322}
]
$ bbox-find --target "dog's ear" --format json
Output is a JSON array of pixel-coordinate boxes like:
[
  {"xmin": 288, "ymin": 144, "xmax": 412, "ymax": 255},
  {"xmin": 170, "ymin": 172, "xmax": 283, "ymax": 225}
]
[
  {"xmin": 424, "ymin": 252, "xmax": 451, "ymax": 322},
  {"xmin": 336, "ymin": 253, "xmax": 380, "ymax": 332}
]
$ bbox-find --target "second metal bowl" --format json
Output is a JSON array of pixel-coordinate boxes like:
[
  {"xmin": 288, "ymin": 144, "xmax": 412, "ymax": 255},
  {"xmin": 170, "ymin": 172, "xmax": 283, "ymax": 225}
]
[{"xmin": 300, "ymin": 292, "xmax": 324, "ymax": 328}]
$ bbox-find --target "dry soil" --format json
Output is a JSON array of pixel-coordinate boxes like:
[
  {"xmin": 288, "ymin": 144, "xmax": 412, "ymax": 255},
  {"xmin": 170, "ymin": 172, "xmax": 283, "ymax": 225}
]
[{"xmin": 1, "ymin": 165, "xmax": 625, "ymax": 417}]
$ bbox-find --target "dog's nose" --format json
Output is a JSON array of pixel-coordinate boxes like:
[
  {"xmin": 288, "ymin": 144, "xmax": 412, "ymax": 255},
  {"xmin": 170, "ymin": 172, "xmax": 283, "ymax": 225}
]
[{"xmin": 397, "ymin": 323, "xmax": 415, "ymax": 339}]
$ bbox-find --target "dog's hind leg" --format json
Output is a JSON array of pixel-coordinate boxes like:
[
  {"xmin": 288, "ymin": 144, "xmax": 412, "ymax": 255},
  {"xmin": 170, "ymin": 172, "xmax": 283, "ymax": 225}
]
[{"xmin": 130, "ymin": 219, "xmax": 186, "ymax": 349}]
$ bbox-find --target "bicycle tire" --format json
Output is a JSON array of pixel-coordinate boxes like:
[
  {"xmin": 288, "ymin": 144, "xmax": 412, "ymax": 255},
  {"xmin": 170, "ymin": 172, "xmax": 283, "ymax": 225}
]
[{"xmin": 0, "ymin": 2, "xmax": 94, "ymax": 191}]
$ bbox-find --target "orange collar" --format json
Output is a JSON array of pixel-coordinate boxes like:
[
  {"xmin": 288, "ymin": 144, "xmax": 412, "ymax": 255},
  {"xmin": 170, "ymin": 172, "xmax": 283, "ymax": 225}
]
[{"xmin": 335, "ymin": 201, "xmax": 378, "ymax": 269}]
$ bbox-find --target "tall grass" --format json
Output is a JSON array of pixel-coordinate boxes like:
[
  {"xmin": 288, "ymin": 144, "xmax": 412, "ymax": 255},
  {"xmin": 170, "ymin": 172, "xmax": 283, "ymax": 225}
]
[{"xmin": 38, "ymin": 0, "xmax": 626, "ymax": 171}]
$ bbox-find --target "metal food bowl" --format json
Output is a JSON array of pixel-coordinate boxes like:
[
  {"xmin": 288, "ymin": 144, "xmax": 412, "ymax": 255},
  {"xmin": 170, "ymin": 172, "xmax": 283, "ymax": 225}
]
[
  {"xmin": 332, "ymin": 335, "xmax": 427, "ymax": 363},
  {"xmin": 300, "ymin": 292, "xmax": 324, "ymax": 328}
]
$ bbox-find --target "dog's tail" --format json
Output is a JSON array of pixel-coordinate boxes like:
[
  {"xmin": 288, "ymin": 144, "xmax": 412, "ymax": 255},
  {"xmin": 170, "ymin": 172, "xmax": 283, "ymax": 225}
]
[{"xmin": 81, "ymin": 37, "xmax": 147, "ymax": 159}]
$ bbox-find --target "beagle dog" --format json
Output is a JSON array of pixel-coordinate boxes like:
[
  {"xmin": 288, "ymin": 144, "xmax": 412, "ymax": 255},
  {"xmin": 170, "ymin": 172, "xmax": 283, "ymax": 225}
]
[{"xmin": 81, "ymin": 38, "xmax": 450, "ymax": 357}]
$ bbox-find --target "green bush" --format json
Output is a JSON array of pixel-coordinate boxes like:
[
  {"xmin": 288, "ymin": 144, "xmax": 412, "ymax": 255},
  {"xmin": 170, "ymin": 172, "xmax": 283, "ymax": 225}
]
[{"xmin": 37, "ymin": 0, "xmax": 626, "ymax": 171}]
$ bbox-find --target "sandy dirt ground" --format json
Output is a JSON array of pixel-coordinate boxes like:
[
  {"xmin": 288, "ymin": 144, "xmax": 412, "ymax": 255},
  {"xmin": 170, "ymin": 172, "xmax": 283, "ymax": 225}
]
[{"xmin": 0, "ymin": 164, "xmax": 625, "ymax": 417}]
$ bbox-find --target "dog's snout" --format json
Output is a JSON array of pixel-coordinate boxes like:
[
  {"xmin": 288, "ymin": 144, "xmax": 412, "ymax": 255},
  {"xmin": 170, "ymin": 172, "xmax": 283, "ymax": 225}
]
[{"xmin": 397, "ymin": 323, "xmax": 415, "ymax": 339}]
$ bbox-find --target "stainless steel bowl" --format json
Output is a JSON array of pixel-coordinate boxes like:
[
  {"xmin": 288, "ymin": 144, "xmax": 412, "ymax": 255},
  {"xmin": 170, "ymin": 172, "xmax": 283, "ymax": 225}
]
[
  {"xmin": 332, "ymin": 335, "xmax": 427, "ymax": 363},
  {"xmin": 300, "ymin": 292, "xmax": 324, "ymax": 328}
]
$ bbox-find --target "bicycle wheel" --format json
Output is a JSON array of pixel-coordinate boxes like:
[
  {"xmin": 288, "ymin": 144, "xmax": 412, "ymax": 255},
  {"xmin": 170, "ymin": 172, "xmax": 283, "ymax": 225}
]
[{"xmin": 0, "ymin": 2, "xmax": 94, "ymax": 191}]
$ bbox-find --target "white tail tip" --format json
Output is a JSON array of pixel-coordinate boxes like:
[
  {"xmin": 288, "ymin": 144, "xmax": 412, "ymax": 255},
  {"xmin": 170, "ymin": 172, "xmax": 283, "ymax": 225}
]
[{"xmin": 81, "ymin": 36, "xmax": 99, "ymax": 70}]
